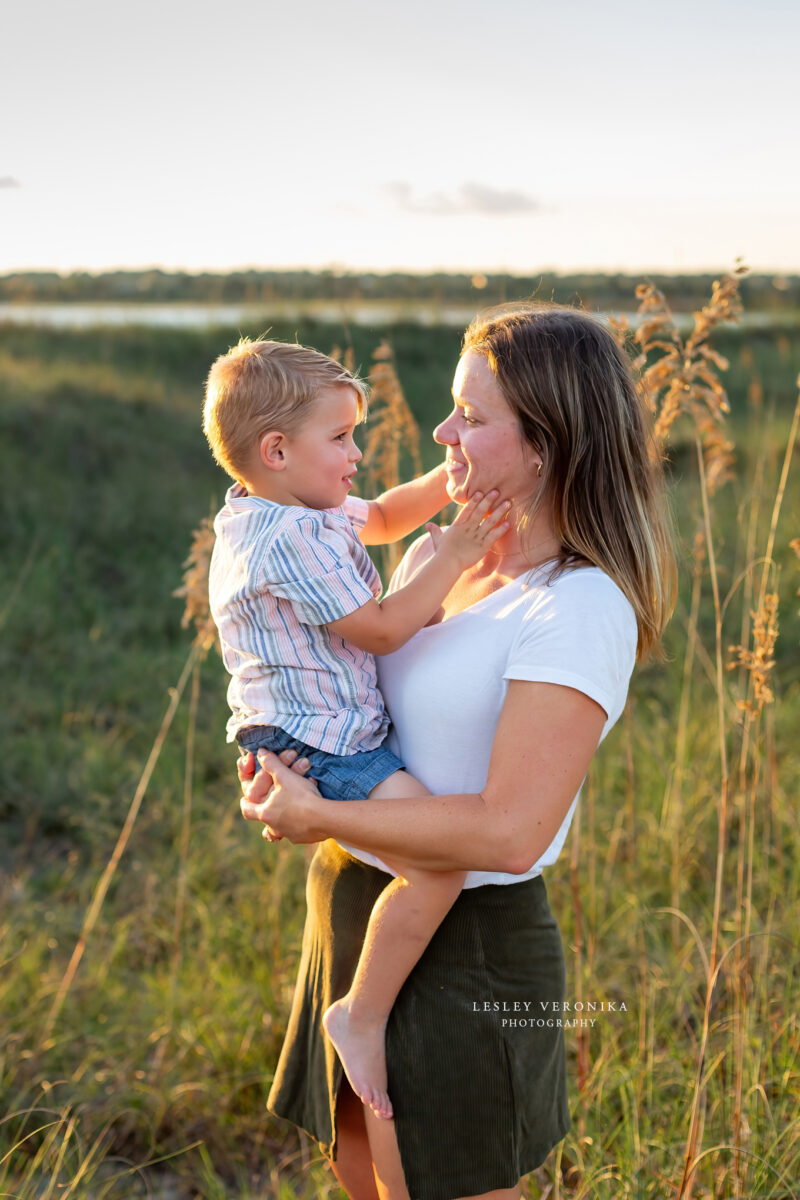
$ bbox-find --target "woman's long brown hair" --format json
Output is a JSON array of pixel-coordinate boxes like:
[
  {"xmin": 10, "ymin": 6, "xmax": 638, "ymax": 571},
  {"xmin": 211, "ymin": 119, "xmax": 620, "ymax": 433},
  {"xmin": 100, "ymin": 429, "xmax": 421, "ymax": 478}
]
[{"xmin": 463, "ymin": 303, "xmax": 677, "ymax": 660}]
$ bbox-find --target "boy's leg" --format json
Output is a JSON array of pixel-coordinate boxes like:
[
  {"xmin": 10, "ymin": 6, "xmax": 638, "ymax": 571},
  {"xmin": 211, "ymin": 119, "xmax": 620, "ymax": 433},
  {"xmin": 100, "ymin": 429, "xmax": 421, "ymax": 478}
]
[{"xmin": 323, "ymin": 769, "xmax": 466, "ymax": 1121}]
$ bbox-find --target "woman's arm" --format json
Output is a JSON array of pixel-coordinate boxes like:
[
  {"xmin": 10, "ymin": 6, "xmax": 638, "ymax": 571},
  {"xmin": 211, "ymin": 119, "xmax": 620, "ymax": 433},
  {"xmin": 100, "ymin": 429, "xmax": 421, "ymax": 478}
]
[
  {"xmin": 241, "ymin": 679, "xmax": 607, "ymax": 874},
  {"xmin": 358, "ymin": 463, "xmax": 450, "ymax": 545}
]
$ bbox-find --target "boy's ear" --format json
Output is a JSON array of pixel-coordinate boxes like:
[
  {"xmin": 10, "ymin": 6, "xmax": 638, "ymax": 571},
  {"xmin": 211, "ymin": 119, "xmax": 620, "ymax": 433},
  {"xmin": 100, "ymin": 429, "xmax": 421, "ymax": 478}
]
[{"xmin": 259, "ymin": 431, "xmax": 287, "ymax": 472}]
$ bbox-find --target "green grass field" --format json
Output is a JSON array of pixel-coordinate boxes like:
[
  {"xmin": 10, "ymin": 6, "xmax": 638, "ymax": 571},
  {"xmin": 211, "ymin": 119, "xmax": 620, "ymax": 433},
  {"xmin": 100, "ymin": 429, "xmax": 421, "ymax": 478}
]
[{"xmin": 1, "ymin": 304, "xmax": 798, "ymax": 1198}]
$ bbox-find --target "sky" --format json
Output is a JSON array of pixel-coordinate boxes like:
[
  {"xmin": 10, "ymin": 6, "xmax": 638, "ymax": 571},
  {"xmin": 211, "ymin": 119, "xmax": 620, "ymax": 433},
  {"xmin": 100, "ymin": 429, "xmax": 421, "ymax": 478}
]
[{"xmin": 2, "ymin": 0, "xmax": 798, "ymax": 275}]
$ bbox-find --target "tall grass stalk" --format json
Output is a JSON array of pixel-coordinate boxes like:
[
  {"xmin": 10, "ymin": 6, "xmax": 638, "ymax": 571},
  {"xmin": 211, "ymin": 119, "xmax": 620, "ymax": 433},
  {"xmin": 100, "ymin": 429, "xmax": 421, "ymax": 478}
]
[
  {"xmin": 662, "ymin": 529, "xmax": 703, "ymax": 947},
  {"xmin": 678, "ymin": 386, "xmax": 799, "ymax": 1198},
  {"xmin": 569, "ymin": 795, "xmax": 589, "ymax": 1099},
  {"xmin": 43, "ymin": 641, "xmax": 204, "ymax": 1040},
  {"xmin": 674, "ymin": 447, "xmax": 729, "ymax": 1195},
  {"xmin": 154, "ymin": 660, "xmax": 202, "ymax": 1074},
  {"xmin": 729, "ymin": 388, "xmax": 768, "ymax": 1193},
  {"xmin": 729, "ymin": 385, "xmax": 800, "ymax": 1192}
]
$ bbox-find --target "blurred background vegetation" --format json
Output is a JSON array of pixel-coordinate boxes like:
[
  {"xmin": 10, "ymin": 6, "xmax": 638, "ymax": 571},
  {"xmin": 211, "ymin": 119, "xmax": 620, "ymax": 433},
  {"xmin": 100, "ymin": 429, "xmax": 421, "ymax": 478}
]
[
  {"xmin": 1, "ymin": 267, "xmax": 799, "ymax": 315},
  {"xmin": 1, "ymin": 272, "xmax": 798, "ymax": 1198}
]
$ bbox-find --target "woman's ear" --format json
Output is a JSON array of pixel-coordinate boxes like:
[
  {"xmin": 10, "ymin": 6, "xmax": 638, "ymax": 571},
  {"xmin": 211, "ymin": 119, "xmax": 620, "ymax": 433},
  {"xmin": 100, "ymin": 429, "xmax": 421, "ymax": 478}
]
[{"xmin": 259, "ymin": 431, "xmax": 287, "ymax": 472}]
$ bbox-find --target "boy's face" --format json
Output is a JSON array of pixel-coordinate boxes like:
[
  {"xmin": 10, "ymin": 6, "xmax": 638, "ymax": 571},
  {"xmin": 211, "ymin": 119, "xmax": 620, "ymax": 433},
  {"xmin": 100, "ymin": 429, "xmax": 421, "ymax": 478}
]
[{"xmin": 280, "ymin": 385, "xmax": 363, "ymax": 509}]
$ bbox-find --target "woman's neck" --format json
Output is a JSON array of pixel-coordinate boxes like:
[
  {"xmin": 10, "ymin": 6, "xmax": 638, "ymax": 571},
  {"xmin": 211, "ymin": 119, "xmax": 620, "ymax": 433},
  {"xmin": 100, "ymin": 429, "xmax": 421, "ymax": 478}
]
[{"xmin": 481, "ymin": 512, "xmax": 561, "ymax": 578}]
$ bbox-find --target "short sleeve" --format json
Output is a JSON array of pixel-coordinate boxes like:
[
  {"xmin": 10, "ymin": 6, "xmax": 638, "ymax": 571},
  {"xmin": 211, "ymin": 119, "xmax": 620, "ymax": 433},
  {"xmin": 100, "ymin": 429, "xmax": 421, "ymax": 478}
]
[
  {"xmin": 266, "ymin": 513, "xmax": 376, "ymax": 626},
  {"xmin": 504, "ymin": 572, "xmax": 637, "ymax": 719},
  {"xmin": 342, "ymin": 495, "xmax": 370, "ymax": 531}
]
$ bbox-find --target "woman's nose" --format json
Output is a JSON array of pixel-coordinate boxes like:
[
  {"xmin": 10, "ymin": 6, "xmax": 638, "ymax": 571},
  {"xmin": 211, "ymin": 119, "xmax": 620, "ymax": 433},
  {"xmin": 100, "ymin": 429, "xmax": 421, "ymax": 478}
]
[{"xmin": 434, "ymin": 412, "xmax": 457, "ymax": 445}]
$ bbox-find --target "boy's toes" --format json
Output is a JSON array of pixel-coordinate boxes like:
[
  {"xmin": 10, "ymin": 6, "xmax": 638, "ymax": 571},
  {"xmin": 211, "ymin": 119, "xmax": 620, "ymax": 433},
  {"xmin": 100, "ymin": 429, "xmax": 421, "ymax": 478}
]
[{"xmin": 364, "ymin": 1085, "xmax": 392, "ymax": 1119}]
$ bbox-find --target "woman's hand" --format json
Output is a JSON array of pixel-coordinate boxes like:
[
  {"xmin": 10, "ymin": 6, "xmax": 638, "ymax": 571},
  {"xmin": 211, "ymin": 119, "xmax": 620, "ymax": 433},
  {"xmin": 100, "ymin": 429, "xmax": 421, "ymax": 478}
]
[{"xmin": 238, "ymin": 747, "xmax": 326, "ymax": 843}]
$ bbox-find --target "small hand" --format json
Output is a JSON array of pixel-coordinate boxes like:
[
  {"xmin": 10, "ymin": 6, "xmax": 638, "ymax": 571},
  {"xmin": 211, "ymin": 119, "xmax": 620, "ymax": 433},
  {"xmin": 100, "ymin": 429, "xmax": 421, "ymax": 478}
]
[
  {"xmin": 426, "ymin": 490, "xmax": 511, "ymax": 568},
  {"xmin": 237, "ymin": 747, "xmax": 312, "ymax": 842}
]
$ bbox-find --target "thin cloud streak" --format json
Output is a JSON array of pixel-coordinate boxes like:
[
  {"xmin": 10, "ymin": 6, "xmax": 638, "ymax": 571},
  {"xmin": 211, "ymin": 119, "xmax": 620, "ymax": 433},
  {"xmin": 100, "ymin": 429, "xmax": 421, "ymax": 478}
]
[
  {"xmin": 0, "ymin": 177, "xmax": 21, "ymax": 188},
  {"xmin": 384, "ymin": 181, "xmax": 541, "ymax": 217}
]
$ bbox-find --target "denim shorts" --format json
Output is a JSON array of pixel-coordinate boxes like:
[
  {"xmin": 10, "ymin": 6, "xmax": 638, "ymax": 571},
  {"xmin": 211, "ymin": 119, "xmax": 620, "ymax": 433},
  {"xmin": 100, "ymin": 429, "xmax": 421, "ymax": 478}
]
[{"xmin": 237, "ymin": 725, "xmax": 405, "ymax": 802}]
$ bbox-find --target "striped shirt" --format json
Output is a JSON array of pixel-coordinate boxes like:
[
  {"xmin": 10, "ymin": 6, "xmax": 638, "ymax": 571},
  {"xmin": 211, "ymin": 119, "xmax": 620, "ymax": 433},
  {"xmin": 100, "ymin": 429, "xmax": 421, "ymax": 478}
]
[{"xmin": 209, "ymin": 484, "xmax": 388, "ymax": 755}]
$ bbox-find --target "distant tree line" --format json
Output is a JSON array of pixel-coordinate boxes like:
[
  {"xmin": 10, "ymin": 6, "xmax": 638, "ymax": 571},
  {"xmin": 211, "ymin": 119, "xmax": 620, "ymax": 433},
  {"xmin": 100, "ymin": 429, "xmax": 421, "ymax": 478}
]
[{"xmin": 0, "ymin": 268, "xmax": 797, "ymax": 311}]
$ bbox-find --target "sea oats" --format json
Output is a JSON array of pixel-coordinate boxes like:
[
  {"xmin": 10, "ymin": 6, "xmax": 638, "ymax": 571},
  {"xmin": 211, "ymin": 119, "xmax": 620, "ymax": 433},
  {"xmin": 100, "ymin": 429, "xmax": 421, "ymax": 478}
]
[
  {"xmin": 174, "ymin": 514, "xmax": 219, "ymax": 654},
  {"xmin": 729, "ymin": 592, "xmax": 779, "ymax": 712},
  {"xmin": 362, "ymin": 340, "xmax": 422, "ymax": 496},
  {"xmin": 621, "ymin": 267, "xmax": 747, "ymax": 494}
]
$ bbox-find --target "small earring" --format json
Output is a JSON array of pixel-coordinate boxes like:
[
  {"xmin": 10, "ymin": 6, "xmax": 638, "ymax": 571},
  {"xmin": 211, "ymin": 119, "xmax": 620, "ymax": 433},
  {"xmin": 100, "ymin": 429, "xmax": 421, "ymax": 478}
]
[{"xmin": 536, "ymin": 462, "xmax": 543, "ymax": 477}]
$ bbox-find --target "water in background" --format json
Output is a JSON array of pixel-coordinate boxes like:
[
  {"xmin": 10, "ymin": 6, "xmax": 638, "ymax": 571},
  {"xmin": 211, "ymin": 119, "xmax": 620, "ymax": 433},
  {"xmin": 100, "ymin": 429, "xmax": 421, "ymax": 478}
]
[
  {"xmin": 0, "ymin": 300, "xmax": 481, "ymax": 329},
  {"xmin": 0, "ymin": 301, "xmax": 790, "ymax": 332}
]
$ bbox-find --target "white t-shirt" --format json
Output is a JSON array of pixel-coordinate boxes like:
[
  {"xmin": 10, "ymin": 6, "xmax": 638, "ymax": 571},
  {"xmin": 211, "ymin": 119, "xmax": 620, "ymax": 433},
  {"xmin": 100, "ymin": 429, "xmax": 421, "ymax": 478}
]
[{"xmin": 340, "ymin": 539, "xmax": 638, "ymax": 888}]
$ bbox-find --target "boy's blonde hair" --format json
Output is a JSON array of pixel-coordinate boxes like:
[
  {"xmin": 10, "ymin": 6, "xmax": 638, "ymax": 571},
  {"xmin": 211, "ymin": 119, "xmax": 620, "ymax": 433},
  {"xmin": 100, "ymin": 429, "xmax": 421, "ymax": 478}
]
[{"xmin": 203, "ymin": 339, "xmax": 368, "ymax": 481}]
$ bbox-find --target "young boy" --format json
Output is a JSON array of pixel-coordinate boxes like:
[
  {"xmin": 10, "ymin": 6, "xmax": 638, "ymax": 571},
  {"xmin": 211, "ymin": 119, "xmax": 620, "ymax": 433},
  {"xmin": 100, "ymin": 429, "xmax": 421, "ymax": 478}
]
[{"xmin": 204, "ymin": 339, "xmax": 509, "ymax": 1120}]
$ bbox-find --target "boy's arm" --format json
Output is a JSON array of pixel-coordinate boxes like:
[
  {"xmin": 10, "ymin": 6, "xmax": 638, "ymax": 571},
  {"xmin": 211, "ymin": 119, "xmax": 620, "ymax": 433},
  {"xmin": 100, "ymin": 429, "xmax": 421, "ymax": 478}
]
[
  {"xmin": 357, "ymin": 463, "xmax": 450, "ymax": 545},
  {"xmin": 328, "ymin": 491, "xmax": 510, "ymax": 655}
]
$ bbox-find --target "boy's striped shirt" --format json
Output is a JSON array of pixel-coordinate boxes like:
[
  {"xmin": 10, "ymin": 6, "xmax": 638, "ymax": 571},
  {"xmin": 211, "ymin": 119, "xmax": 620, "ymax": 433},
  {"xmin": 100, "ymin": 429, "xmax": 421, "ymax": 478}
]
[{"xmin": 209, "ymin": 484, "xmax": 388, "ymax": 755}]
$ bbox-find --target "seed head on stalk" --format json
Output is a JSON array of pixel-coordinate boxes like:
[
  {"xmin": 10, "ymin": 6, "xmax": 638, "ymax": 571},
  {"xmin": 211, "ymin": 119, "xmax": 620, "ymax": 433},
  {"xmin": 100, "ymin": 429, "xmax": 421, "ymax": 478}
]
[
  {"xmin": 361, "ymin": 341, "xmax": 422, "ymax": 495},
  {"xmin": 728, "ymin": 593, "xmax": 779, "ymax": 714},
  {"xmin": 610, "ymin": 263, "xmax": 746, "ymax": 493},
  {"xmin": 357, "ymin": 341, "xmax": 423, "ymax": 578},
  {"xmin": 174, "ymin": 513, "xmax": 219, "ymax": 655}
]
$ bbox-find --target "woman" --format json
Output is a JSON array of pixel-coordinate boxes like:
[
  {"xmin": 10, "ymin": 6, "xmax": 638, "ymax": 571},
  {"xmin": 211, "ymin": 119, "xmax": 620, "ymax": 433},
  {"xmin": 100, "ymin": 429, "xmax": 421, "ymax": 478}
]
[{"xmin": 239, "ymin": 303, "xmax": 676, "ymax": 1200}]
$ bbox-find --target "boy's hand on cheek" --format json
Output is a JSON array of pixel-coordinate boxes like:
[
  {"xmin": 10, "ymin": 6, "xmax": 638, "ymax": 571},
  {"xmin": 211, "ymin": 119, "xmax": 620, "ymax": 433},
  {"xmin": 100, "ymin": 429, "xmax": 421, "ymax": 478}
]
[{"xmin": 430, "ymin": 490, "xmax": 512, "ymax": 570}]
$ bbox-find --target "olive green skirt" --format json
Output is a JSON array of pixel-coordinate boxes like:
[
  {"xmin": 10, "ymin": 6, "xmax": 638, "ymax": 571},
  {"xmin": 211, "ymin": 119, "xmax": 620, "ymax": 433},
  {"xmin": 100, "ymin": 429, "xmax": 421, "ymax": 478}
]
[{"xmin": 268, "ymin": 840, "xmax": 570, "ymax": 1200}]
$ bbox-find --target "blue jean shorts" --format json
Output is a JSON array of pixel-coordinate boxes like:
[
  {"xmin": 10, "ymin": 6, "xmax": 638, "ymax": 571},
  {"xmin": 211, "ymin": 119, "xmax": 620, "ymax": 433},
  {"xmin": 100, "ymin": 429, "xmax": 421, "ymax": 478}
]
[{"xmin": 237, "ymin": 725, "xmax": 405, "ymax": 802}]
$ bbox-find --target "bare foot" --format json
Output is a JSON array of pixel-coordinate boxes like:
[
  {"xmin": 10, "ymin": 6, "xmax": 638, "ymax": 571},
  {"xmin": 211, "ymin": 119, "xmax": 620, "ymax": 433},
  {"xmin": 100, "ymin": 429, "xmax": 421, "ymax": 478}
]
[{"xmin": 323, "ymin": 998, "xmax": 393, "ymax": 1120}]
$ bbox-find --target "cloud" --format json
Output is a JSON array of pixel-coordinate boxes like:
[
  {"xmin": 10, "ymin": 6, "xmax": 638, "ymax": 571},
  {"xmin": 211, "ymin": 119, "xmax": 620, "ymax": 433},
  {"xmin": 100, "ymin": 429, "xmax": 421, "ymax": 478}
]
[
  {"xmin": 0, "ymin": 176, "xmax": 21, "ymax": 188},
  {"xmin": 383, "ymin": 181, "xmax": 540, "ymax": 217}
]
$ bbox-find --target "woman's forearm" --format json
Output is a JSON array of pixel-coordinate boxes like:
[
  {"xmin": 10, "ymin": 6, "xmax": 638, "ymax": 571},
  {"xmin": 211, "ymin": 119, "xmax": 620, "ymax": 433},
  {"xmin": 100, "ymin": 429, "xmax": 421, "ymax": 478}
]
[
  {"xmin": 306, "ymin": 790, "xmax": 525, "ymax": 874},
  {"xmin": 247, "ymin": 682, "xmax": 602, "ymax": 876}
]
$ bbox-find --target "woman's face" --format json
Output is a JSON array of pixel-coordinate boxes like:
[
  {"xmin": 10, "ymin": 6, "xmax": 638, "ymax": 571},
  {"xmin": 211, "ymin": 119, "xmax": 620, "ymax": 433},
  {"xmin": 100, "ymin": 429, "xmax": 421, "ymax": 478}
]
[{"xmin": 434, "ymin": 349, "xmax": 539, "ymax": 505}]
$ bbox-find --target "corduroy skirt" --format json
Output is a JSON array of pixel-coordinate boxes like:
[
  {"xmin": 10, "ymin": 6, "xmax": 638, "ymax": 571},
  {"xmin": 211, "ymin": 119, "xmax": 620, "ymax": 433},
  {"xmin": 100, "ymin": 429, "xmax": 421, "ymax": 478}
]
[{"xmin": 268, "ymin": 840, "xmax": 571, "ymax": 1200}]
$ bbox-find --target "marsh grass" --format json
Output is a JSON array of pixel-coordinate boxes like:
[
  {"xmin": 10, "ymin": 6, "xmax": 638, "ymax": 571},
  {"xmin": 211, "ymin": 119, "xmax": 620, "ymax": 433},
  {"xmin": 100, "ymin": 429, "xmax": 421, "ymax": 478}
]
[{"xmin": 1, "ymin": 291, "xmax": 798, "ymax": 1197}]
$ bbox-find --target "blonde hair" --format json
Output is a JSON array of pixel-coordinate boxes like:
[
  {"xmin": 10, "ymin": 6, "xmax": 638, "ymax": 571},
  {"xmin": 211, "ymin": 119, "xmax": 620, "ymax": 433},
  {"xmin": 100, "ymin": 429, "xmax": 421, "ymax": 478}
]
[
  {"xmin": 462, "ymin": 303, "xmax": 677, "ymax": 660},
  {"xmin": 203, "ymin": 339, "xmax": 368, "ymax": 481}
]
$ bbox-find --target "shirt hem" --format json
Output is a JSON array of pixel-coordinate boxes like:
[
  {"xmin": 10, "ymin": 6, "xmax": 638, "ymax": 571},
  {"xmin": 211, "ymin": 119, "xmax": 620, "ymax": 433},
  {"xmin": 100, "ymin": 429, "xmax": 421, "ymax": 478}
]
[{"xmin": 225, "ymin": 715, "xmax": 390, "ymax": 756}]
